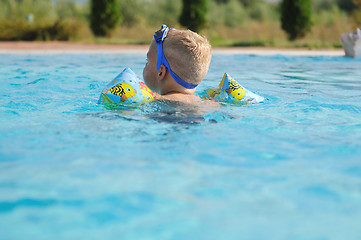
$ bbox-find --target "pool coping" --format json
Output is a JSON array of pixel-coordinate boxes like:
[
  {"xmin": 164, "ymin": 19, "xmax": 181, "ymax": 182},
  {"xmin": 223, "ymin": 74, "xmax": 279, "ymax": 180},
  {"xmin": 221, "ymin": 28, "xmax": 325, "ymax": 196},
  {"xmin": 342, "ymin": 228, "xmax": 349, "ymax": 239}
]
[{"xmin": 0, "ymin": 42, "xmax": 345, "ymax": 56}]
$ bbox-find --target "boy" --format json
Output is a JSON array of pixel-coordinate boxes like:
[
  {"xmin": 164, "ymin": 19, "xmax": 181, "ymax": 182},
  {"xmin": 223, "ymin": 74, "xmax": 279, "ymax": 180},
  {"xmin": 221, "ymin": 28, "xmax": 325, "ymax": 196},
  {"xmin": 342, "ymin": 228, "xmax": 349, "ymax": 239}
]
[{"xmin": 143, "ymin": 25, "xmax": 212, "ymax": 104}]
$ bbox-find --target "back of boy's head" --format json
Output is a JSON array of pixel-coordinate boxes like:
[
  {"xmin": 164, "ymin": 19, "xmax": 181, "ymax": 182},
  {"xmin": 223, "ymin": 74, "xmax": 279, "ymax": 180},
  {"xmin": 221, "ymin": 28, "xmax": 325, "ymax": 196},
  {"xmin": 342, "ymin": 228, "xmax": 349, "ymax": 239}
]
[{"xmin": 163, "ymin": 30, "xmax": 211, "ymax": 86}]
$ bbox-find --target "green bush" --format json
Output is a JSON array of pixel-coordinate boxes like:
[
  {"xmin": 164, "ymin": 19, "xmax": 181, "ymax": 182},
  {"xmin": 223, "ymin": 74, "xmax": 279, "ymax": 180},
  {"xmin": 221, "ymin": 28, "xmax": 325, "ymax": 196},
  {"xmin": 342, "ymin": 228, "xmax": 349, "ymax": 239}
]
[
  {"xmin": 337, "ymin": 0, "xmax": 357, "ymax": 13},
  {"xmin": 224, "ymin": 0, "xmax": 246, "ymax": 27},
  {"xmin": 209, "ymin": 0, "xmax": 246, "ymax": 27},
  {"xmin": 248, "ymin": 4, "xmax": 266, "ymax": 21},
  {"xmin": 0, "ymin": 0, "xmax": 56, "ymax": 22},
  {"xmin": 312, "ymin": 0, "xmax": 337, "ymax": 12},
  {"xmin": 214, "ymin": 0, "xmax": 230, "ymax": 3},
  {"xmin": 119, "ymin": 0, "xmax": 142, "ymax": 27},
  {"xmin": 56, "ymin": 0, "xmax": 81, "ymax": 20},
  {"xmin": 0, "ymin": 20, "xmax": 81, "ymax": 41},
  {"xmin": 179, "ymin": 0, "xmax": 208, "ymax": 32},
  {"xmin": 90, "ymin": 0, "xmax": 122, "ymax": 36},
  {"xmin": 0, "ymin": 0, "xmax": 356, "ymax": 48},
  {"xmin": 280, "ymin": 0, "xmax": 312, "ymax": 40},
  {"xmin": 238, "ymin": 0, "xmax": 263, "ymax": 8},
  {"xmin": 143, "ymin": 0, "xmax": 182, "ymax": 27}
]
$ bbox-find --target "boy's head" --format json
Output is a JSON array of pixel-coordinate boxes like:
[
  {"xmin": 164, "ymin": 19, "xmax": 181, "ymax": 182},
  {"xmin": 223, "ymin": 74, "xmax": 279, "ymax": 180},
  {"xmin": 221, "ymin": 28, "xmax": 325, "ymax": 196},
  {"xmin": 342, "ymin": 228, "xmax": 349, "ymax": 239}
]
[{"xmin": 143, "ymin": 25, "xmax": 211, "ymax": 94}]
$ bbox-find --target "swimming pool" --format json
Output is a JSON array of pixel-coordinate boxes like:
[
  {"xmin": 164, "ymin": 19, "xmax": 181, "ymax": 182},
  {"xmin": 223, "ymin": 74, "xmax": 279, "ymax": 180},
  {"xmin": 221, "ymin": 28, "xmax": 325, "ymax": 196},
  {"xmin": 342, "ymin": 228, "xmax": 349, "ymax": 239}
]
[{"xmin": 1, "ymin": 52, "xmax": 361, "ymax": 240}]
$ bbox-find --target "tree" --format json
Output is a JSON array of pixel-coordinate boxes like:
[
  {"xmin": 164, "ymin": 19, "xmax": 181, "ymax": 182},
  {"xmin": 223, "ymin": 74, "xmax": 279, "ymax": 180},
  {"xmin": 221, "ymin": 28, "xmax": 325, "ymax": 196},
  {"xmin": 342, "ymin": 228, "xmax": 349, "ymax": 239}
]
[
  {"xmin": 179, "ymin": 0, "xmax": 208, "ymax": 32},
  {"xmin": 312, "ymin": 0, "xmax": 336, "ymax": 12},
  {"xmin": 280, "ymin": 0, "xmax": 312, "ymax": 40},
  {"xmin": 238, "ymin": 0, "xmax": 263, "ymax": 8},
  {"xmin": 337, "ymin": 0, "xmax": 357, "ymax": 13},
  {"xmin": 90, "ymin": 0, "xmax": 122, "ymax": 36},
  {"xmin": 214, "ymin": 0, "xmax": 230, "ymax": 3},
  {"xmin": 351, "ymin": 0, "xmax": 361, "ymax": 26}
]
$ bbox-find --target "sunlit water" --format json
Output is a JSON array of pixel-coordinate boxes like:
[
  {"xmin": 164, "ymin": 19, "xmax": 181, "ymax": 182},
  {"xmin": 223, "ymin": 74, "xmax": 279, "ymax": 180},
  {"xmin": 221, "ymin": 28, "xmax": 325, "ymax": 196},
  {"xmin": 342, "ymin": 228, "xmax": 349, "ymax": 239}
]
[{"xmin": 1, "ymin": 53, "xmax": 361, "ymax": 240}]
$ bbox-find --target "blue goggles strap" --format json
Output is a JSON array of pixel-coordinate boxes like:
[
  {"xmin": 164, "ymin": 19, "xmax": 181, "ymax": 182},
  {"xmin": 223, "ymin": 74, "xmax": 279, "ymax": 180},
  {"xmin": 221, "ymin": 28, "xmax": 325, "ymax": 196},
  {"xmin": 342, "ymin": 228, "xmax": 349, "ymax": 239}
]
[{"xmin": 153, "ymin": 25, "xmax": 198, "ymax": 89}]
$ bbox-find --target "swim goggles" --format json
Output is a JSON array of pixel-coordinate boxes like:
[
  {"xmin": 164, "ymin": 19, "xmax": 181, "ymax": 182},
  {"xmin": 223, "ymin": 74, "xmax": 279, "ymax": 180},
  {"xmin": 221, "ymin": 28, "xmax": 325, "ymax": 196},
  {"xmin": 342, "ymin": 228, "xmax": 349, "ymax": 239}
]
[{"xmin": 154, "ymin": 24, "xmax": 198, "ymax": 89}]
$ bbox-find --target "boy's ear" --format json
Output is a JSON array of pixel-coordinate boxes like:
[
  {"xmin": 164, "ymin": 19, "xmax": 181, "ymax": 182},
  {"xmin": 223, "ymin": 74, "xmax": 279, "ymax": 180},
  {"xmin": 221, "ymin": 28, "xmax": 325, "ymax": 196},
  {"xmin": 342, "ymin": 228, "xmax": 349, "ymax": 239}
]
[{"xmin": 157, "ymin": 64, "xmax": 167, "ymax": 81}]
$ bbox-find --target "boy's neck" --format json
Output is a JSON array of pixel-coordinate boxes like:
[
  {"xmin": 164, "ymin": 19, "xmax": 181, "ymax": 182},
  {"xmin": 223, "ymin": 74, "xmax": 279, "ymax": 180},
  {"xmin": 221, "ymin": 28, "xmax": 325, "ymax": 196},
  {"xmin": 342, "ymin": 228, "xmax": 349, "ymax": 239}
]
[{"xmin": 159, "ymin": 74, "xmax": 196, "ymax": 95}]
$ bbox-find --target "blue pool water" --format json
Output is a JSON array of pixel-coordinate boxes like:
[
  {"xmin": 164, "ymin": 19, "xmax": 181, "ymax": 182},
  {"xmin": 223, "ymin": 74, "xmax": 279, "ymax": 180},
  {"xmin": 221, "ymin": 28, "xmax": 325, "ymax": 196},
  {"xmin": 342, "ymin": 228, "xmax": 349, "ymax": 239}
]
[{"xmin": 1, "ymin": 53, "xmax": 361, "ymax": 240}]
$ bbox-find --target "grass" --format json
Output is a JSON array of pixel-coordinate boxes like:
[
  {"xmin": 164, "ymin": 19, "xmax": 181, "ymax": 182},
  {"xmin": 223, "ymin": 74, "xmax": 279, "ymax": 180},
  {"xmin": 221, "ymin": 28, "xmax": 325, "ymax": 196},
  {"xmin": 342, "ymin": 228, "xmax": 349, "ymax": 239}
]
[
  {"xmin": 80, "ymin": 20, "xmax": 351, "ymax": 49},
  {"xmin": 0, "ymin": 0, "xmax": 357, "ymax": 49},
  {"xmin": 0, "ymin": 19, "xmax": 351, "ymax": 49},
  {"xmin": 86, "ymin": 14, "xmax": 354, "ymax": 49},
  {"xmin": 0, "ymin": 19, "xmax": 87, "ymax": 41}
]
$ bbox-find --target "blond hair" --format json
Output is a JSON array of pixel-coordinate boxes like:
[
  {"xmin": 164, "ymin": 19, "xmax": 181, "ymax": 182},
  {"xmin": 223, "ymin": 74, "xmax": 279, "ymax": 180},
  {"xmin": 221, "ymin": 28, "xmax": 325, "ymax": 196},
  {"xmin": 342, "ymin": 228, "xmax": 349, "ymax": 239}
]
[{"xmin": 163, "ymin": 29, "xmax": 211, "ymax": 86}]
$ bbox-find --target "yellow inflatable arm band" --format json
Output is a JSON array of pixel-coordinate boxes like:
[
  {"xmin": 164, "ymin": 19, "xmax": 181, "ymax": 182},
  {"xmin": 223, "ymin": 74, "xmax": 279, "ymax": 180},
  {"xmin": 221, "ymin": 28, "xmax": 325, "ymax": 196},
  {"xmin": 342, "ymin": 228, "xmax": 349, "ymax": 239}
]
[{"xmin": 98, "ymin": 69, "xmax": 264, "ymax": 104}]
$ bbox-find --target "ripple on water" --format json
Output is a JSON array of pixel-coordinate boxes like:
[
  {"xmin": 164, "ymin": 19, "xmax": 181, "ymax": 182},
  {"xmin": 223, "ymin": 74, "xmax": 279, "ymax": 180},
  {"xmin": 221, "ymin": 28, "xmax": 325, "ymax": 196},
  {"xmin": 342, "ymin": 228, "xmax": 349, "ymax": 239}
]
[{"xmin": 1, "ymin": 54, "xmax": 361, "ymax": 239}]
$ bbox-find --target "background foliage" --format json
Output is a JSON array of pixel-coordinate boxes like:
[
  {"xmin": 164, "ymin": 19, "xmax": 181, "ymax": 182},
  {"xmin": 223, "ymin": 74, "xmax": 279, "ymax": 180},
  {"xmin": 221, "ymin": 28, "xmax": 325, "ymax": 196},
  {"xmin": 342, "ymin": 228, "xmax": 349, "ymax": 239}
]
[
  {"xmin": 179, "ymin": 0, "xmax": 208, "ymax": 32},
  {"xmin": 90, "ymin": 0, "xmax": 122, "ymax": 36},
  {"xmin": 281, "ymin": 0, "xmax": 312, "ymax": 40},
  {"xmin": 0, "ymin": 0, "xmax": 360, "ymax": 48}
]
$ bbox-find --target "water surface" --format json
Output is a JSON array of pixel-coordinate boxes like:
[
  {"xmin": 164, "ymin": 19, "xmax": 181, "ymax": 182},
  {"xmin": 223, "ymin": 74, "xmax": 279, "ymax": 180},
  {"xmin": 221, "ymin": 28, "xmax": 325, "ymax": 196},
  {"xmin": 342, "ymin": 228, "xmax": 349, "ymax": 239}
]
[{"xmin": 1, "ymin": 53, "xmax": 361, "ymax": 240}]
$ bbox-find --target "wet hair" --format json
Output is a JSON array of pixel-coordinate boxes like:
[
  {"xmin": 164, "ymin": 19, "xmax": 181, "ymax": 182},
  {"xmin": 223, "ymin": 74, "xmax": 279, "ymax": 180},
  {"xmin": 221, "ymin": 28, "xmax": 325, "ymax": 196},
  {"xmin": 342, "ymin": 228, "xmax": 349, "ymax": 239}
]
[{"xmin": 163, "ymin": 30, "xmax": 211, "ymax": 86}]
